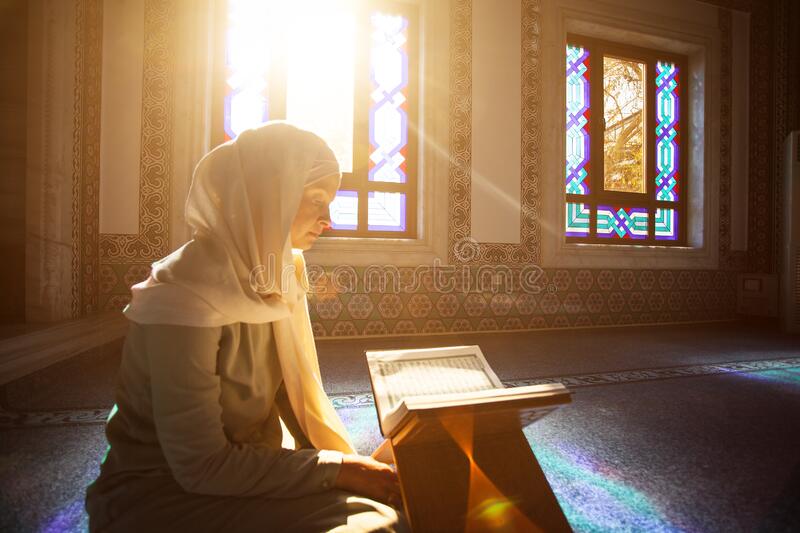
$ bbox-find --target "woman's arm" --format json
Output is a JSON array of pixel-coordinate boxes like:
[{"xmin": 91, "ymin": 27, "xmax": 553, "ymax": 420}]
[
  {"xmin": 274, "ymin": 381, "xmax": 314, "ymax": 450},
  {"xmin": 142, "ymin": 323, "xmax": 342, "ymax": 498}
]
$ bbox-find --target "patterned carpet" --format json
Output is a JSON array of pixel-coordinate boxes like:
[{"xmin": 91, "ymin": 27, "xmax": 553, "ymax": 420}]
[
  {"xmin": 1, "ymin": 321, "xmax": 799, "ymax": 532},
  {"xmin": 3, "ymin": 356, "xmax": 799, "ymax": 430}
]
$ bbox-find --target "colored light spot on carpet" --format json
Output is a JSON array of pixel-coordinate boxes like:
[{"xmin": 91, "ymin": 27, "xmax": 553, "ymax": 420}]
[{"xmin": 525, "ymin": 437, "xmax": 685, "ymax": 533}]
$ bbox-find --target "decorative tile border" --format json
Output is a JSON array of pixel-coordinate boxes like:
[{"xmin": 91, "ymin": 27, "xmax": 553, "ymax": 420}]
[
  {"xmin": 97, "ymin": 264, "xmax": 738, "ymax": 337},
  {"xmin": 71, "ymin": 0, "xmax": 103, "ymax": 317},
  {"xmin": 97, "ymin": 0, "xmax": 175, "ymax": 312},
  {"xmin": 73, "ymin": 0, "xmax": 175, "ymax": 314},
  {"xmin": 3, "ymin": 357, "xmax": 797, "ymax": 429},
  {"xmin": 700, "ymin": 0, "xmax": 779, "ymax": 273},
  {"xmin": 91, "ymin": 0, "xmax": 788, "ymax": 340},
  {"xmin": 303, "ymin": 267, "xmax": 736, "ymax": 337},
  {"xmin": 717, "ymin": 7, "xmax": 745, "ymax": 271},
  {"xmin": 771, "ymin": 0, "xmax": 789, "ymax": 275},
  {"xmin": 502, "ymin": 357, "xmax": 800, "ymax": 388},
  {"xmin": 99, "ymin": 0, "xmax": 174, "ymax": 266},
  {"xmin": 746, "ymin": 2, "xmax": 775, "ymax": 273},
  {"xmin": 447, "ymin": 0, "xmax": 471, "ymax": 264}
]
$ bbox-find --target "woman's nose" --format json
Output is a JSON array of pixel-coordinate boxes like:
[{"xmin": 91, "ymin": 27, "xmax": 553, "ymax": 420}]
[{"xmin": 320, "ymin": 206, "xmax": 332, "ymax": 229}]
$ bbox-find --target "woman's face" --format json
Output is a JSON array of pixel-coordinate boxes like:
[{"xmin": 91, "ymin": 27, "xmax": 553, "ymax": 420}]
[{"xmin": 290, "ymin": 173, "xmax": 339, "ymax": 250}]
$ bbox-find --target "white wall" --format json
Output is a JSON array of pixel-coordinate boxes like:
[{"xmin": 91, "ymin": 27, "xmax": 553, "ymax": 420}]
[
  {"xmin": 470, "ymin": 0, "xmax": 522, "ymax": 244},
  {"xmin": 98, "ymin": 0, "xmax": 145, "ymax": 235}
]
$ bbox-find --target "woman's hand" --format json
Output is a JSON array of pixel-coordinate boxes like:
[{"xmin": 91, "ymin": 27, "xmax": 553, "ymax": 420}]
[{"xmin": 334, "ymin": 454, "xmax": 403, "ymax": 509}]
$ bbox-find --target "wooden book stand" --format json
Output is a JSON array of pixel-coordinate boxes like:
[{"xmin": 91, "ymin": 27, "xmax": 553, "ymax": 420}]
[{"xmin": 382, "ymin": 393, "xmax": 573, "ymax": 532}]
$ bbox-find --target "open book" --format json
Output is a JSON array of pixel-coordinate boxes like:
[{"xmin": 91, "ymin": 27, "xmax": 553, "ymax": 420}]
[{"xmin": 366, "ymin": 345, "xmax": 571, "ymax": 460}]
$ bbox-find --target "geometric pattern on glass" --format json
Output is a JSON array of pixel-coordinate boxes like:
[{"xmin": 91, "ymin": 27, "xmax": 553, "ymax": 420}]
[
  {"xmin": 596, "ymin": 205, "xmax": 648, "ymax": 239},
  {"xmin": 368, "ymin": 192, "xmax": 406, "ymax": 231},
  {"xmin": 369, "ymin": 13, "xmax": 409, "ymax": 184},
  {"xmin": 603, "ymin": 56, "xmax": 645, "ymax": 194},
  {"xmin": 566, "ymin": 45, "xmax": 590, "ymax": 195},
  {"xmin": 330, "ymin": 190, "xmax": 358, "ymax": 231},
  {"xmin": 224, "ymin": 0, "xmax": 270, "ymax": 140},
  {"xmin": 654, "ymin": 207, "xmax": 678, "ymax": 240},
  {"xmin": 565, "ymin": 202, "xmax": 591, "ymax": 237},
  {"xmin": 655, "ymin": 61, "xmax": 679, "ymax": 202}
]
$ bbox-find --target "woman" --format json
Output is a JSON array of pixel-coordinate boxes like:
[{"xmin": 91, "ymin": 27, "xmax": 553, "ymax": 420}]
[{"xmin": 85, "ymin": 122, "xmax": 406, "ymax": 532}]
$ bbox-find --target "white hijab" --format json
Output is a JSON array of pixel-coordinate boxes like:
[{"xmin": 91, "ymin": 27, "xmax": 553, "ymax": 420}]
[{"xmin": 124, "ymin": 121, "xmax": 355, "ymax": 454}]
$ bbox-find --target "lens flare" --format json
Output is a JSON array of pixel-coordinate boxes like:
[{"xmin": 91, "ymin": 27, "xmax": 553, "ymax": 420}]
[{"xmin": 440, "ymin": 414, "xmax": 542, "ymax": 532}]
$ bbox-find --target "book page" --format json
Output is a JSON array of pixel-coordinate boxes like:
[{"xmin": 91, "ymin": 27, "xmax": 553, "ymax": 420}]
[{"xmin": 375, "ymin": 354, "xmax": 496, "ymax": 413}]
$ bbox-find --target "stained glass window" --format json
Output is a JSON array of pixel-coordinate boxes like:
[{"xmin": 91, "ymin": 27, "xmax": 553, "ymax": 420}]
[
  {"xmin": 368, "ymin": 192, "xmax": 406, "ymax": 232},
  {"xmin": 331, "ymin": 190, "xmax": 359, "ymax": 231},
  {"xmin": 655, "ymin": 208, "xmax": 678, "ymax": 240},
  {"xmin": 596, "ymin": 206, "xmax": 648, "ymax": 240},
  {"xmin": 369, "ymin": 13, "xmax": 409, "ymax": 184},
  {"xmin": 565, "ymin": 202, "xmax": 591, "ymax": 237},
  {"xmin": 566, "ymin": 45, "xmax": 590, "ymax": 195},
  {"xmin": 224, "ymin": 0, "xmax": 270, "ymax": 140},
  {"xmin": 564, "ymin": 36, "xmax": 685, "ymax": 245},
  {"xmin": 220, "ymin": 0, "xmax": 418, "ymax": 238},
  {"xmin": 655, "ymin": 61, "xmax": 679, "ymax": 202}
]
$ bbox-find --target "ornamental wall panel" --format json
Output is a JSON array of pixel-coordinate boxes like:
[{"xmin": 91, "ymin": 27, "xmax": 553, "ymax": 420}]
[{"xmin": 66, "ymin": 0, "xmax": 789, "ymax": 337}]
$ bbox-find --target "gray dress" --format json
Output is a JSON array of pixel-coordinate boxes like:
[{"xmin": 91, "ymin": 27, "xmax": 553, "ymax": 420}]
[{"xmin": 85, "ymin": 321, "xmax": 406, "ymax": 532}]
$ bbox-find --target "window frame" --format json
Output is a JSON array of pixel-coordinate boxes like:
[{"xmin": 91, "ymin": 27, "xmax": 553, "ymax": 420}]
[
  {"xmin": 211, "ymin": 0, "xmax": 420, "ymax": 240},
  {"xmin": 565, "ymin": 33, "xmax": 689, "ymax": 247}
]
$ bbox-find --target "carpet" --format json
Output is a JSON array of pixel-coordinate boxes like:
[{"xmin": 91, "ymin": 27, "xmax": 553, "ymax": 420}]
[{"xmin": 2, "ymin": 359, "xmax": 799, "ymax": 532}]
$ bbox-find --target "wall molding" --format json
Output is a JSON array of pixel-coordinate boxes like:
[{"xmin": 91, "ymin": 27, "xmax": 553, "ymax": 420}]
[
  {"xmin": 99, "ymin": 0, "xmax": 174, "ymax": 265},
  {"xmin": 93, "ymin": 0, "xmax": 176, "ymax": 312},
  {"xmin": 448, "ymin": 0, "xmax": 541, "ymax": 266}
]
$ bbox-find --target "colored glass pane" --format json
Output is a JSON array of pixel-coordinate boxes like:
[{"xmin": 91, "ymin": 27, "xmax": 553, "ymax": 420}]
[
  {"xmin": 603, "ymin": 56, "xmax": 646, "ymax": 194},
  {"xmin": 655, "ymin": 61, "xmax": 679, "ymax": 202},
  {"xmin": 330, "ymin": 190, "xmax": 358, "ymax": 231},
  {"xmin": 566, "ymin": 45, "xmax": 590, "ymax": 195},
  {"xmin": 565, "ymin": 203, "xmax": 591, "ymax": 237},
  {"xmin": 224, "ymin": 0, "xmax": 270, "ymax": 140},
  {"xmin": 368, "ymin": 192, "xmax": 406, "ymax": 231},
  {"xmin": 369, "ymin": 13, "xmax": 409, "ymax": 183},
  {"xmin": 286, "ymin": 4, "xmax": 355, "ymax": 173},
  {"xmin": 596, "ymin": 206, "xmax": 648, "ymax": 239},
  {"xmin": 655, "ymin": 208, "xmax": 678, "ymax": 240}
]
